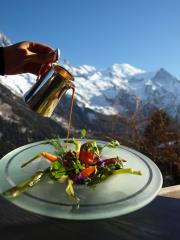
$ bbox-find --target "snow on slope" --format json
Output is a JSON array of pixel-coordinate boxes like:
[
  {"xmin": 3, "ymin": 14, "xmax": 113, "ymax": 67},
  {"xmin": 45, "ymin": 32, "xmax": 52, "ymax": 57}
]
[
  {"xmin": 64, "ymin": 62, "xmax": 180, "ymax": 116},
  {"xmin": 62, "ymin": 62, "xmax": 147, "ymax": 114},
  {"xmin": 0, "ymin": 73, "xmax": 36, "ymax": 96},
  {"xmin": 0, "ymin": 32, "xmax": 11, "ymax": 47}
]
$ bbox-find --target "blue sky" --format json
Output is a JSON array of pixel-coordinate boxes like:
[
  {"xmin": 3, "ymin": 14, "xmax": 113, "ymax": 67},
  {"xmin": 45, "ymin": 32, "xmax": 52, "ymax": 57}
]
[{"xmin": 1, "ymin": 0, "xmax": 180, "ymax": 77}]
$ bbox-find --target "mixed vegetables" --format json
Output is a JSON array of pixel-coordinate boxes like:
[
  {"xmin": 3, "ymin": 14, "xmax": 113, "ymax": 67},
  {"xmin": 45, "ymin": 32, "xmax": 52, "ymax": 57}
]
[{"xmin": 3, "ymin": 130, "xmax": 142, "ymax": 207}]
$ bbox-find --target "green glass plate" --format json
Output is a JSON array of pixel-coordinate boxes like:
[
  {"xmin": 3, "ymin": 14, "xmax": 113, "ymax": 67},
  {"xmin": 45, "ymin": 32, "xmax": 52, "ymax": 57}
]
[{"xmin": 0, "ymin": 140, "xmax": 162, "ymax": 220}]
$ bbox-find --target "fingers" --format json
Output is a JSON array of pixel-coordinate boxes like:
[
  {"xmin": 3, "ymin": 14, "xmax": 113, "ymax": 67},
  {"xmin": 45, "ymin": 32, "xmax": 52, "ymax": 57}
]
[
  {"xmin": 4, "ymin": 41, "xmax": 58, "ymax": 75},
  {"xmin": 28, "ymin": 42, "xmax": 53, "ymax": 54},
  {"xmin": 25, "ymin": 51, "xmax": 56, "ymax": 64},
  {"xmin": 23, "ymin": 62, "xmax": 42, "ymax": 75},
  {"xmin": 23, "ymin": 62, "xmax": 52, "ymax": 76},
  {"xmin": 38, "ymin": 63, "xmax": 52, "ymax": 77},
  {"xmin": 23, "ymin": 42, "xmax": 57, "ymax": 75}
]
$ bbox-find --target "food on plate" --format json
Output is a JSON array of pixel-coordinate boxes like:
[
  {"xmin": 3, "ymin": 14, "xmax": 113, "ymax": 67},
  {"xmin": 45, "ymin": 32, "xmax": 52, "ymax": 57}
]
[{"xmin": 3, "ymin": 129, "xmax": 142, "ymax": 207}]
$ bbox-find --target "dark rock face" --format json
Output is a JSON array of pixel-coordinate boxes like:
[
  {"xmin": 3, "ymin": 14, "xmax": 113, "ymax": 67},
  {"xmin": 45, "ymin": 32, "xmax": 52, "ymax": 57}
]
[
  {"xmin": 0, "ymin": 83, "xmax": 66, "ymax": 158},
  {"xmin": 55, "ymin": 94, "xmax": 128, "ymax": 135}
]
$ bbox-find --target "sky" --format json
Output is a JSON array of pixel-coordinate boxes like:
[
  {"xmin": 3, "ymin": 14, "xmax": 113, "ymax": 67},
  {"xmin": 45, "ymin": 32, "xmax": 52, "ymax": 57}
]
[{"xmin": 1, "ymin": 0, "xmax": 180, "ymax": 77}]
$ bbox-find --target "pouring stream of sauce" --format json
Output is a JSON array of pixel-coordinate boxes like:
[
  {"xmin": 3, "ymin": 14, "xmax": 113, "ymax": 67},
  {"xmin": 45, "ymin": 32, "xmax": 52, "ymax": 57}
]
[{"xmin": 66, "ymin": 87, "xmax": 75, "ymax": 143}]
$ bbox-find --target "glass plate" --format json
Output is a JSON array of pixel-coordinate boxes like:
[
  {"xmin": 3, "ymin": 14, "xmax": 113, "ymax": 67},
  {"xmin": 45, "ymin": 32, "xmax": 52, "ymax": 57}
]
[{"xmin": 0, "ymin": 140, "xmax": 162, "ymax": 220}]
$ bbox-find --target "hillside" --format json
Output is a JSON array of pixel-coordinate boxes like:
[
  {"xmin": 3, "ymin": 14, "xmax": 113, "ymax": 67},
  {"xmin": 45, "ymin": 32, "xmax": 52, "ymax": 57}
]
[{"xmin": 0, "ymin": 82, "xmax": 66, "ymax": 158}]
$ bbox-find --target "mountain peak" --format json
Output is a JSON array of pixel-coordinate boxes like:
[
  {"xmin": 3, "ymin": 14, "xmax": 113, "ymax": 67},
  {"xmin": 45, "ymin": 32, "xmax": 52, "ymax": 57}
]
[
  {"xmin": 157, "ymin": 67, "xmax": 171, "ymax": 75},
  {"xmin": 109, "ymin": 63, "xmax": 145, "ymax": 78},
  {"xmin": 153, "ymin": 67, "xmax": 177, "ymax": 82}
]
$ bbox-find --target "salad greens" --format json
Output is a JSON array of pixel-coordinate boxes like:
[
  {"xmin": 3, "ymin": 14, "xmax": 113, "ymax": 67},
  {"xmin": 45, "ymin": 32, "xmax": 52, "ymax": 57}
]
[{"xmin": 3, "ymin": 129, "xmax": 142, "ymax": 207}]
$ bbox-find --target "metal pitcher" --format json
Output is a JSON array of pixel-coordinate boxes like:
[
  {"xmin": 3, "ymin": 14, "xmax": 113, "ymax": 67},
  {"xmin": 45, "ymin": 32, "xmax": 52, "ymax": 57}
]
[{"xmin": 24, "ymin": 49, "xmax": 75, "ymax": 117}]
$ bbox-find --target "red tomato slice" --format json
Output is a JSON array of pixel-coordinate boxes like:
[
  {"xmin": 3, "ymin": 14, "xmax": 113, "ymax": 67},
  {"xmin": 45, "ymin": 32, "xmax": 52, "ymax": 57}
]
[
  {"xmin": 79, "ymin": 150, "xmax": 95, "ymax": 165},
  {"xmin": 79, "ymin": 142, "xmax": 99, "ymax": 166}
]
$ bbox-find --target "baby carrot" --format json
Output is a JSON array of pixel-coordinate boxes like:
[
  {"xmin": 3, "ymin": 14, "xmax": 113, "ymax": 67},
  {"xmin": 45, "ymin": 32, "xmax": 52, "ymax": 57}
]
[
  {"xmin": 21, "ymin": 152, "xmax": 59, "ymax": 168},
  {"xmin": 41, "ymin": 152, "xmax": 59, "ymax": 161},
  {"xmin": 80, "ymin": 166, "xmax": 95, "ymax": 177}
]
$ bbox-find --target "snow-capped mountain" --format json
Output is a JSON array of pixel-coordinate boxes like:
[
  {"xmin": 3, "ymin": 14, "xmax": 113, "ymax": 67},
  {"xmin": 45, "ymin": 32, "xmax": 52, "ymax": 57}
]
[
  {"xmin": 1, "ymin": 60, "xmax": 180, "ymax": 118},
  {"xmin": 0, "ymin": 33, "xmax": 180, "ymax": 119},
  {"xmin": 63, "ymin": 61, "xmax": 180, "ymax": 118}
]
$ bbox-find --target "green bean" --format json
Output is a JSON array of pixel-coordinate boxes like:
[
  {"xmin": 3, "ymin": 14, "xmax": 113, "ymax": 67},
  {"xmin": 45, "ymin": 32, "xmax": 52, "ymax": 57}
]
[{"xmin": 2, "ymin": 168, "xmax": 50, "ymax": 198}]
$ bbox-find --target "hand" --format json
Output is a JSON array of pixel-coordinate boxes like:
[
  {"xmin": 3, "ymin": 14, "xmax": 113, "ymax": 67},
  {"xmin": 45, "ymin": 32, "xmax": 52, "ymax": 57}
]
[{"xmin": 4, "ymin": 41, "xmax": 57, "ymax": 75}]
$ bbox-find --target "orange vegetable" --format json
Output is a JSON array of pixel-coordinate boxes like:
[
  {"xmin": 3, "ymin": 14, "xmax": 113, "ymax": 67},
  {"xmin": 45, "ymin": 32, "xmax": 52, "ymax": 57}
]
[
  {"xmin": 80, "ymin": 166, "xmax": 95, "ymax": 177},
  {"xmin": 41, "ymin": 152, "xmax": 59, "ymax": 161}
]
